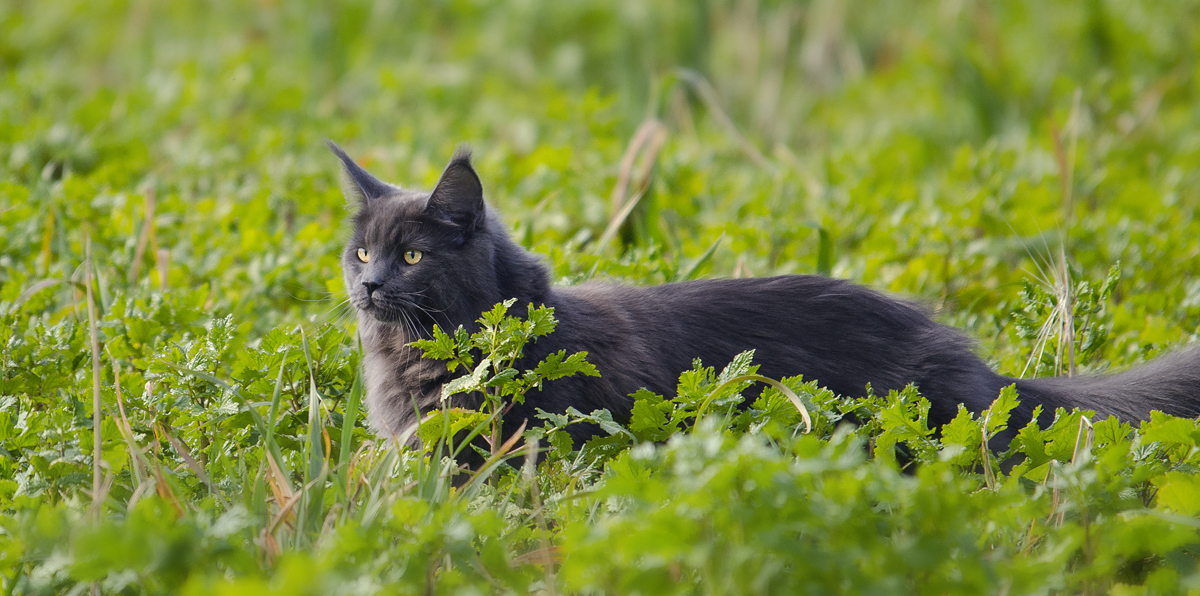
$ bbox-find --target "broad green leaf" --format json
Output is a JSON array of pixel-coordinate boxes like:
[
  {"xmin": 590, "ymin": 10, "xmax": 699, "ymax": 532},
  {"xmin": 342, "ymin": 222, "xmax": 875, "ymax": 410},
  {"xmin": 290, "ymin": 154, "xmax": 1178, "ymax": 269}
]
[
  {"xmin": 1142, "ymin": 411, "xmax": 1198, "ymax": 448},
  {"xmin": 984, "ymin": 385, "xmax": 1020, "ymax": 436},
  {"xmin": 940, "ymin": 405, "xmax": 980, "ymax": 466},
  {"xmin": 412, "ymin": 325, "xmax": 457, "ymax": 362},
  {"xmin": 1155, "ymin": 472, "xmax": 1200, "ymax": 516},
  {"xmin": 442, "ymin": 357, "xmax": 492, "ymax": 399}
]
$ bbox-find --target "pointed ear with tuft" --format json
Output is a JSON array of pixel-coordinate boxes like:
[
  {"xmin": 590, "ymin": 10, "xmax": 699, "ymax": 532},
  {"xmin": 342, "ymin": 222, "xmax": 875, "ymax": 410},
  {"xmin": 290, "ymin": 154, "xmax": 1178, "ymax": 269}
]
[
  {"xmin": 327, "ymin": 140, "xmax": 397, "ymax": 204},
  {"xmin": 425, "ymin": 147, "xmax": 486, "ymax": 237}
]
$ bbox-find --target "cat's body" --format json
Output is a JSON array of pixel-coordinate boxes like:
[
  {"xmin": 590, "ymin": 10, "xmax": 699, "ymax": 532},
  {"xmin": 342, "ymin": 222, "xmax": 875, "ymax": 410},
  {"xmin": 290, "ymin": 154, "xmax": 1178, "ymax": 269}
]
[{"xmin": 333, "ymin": 143, "xmax": 1200, "ymax": 449}]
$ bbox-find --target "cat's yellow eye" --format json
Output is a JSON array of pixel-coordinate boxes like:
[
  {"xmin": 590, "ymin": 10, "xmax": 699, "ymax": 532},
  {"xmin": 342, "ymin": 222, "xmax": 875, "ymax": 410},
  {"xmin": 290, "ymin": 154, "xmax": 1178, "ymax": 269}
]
[
  {"xmin": 356, "ymin": 248, "xmax": 369, "ymax": 263},
  {"xmin": 404, "ymin": 250, "xmax": 423, "ymax": 265}
]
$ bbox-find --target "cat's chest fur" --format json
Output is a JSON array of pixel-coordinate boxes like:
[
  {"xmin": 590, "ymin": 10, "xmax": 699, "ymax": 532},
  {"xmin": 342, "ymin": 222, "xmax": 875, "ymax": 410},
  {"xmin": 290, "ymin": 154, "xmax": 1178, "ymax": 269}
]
[{"xmin": 357, "ymin": 315, "xmax": 454, "ymax": 439}]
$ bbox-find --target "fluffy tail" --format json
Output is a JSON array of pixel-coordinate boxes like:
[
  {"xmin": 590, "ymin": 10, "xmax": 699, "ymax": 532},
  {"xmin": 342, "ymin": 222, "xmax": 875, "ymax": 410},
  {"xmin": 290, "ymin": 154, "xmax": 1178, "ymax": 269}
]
[{"xmin": 1012, "ymin": 347, "xmax": 1200, "ymax": 423}]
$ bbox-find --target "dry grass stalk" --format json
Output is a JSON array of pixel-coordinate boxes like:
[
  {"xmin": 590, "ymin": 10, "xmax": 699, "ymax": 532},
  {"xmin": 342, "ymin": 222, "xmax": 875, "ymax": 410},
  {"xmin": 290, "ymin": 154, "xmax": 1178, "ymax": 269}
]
[
  {"xmin": 610, "ymin": 120, "xmax": 663, "ymax": 214},
  {"xmin": 157, "ymin": 421, "xmax": 228, "ymax": 508},
  {"xmin": 137, "ymin": 382, "xmax": 187, "ymax": 517},
  {"xmin": 1049, "ymin": 460, "xmax": 1065, "ymax": 527},
  {"xmin": 265, "ymin": 452, "xmax": 298, "ymax": 529},
  {"xmin": 1043, "ymin": 89, "xmax": 1083, "ymax": 377},
  {"xmin": 108, "ymin": 354, "xmax": 149, "ymax": 486},
  {"xmin": 733, "ymin": 255, "xmax": 755, "ymax": 279},
  {"xmin": 1072, "ymin": 416, "xmax": 1094, "ymax": 464},
  {"xmin": 1056, "ymin": 246, "xmax": 1076, "ymax": 377},
  {"xmin": 155, "ymin": 247, "xmax": 170, "ymax": 289},
  {"xmin": 596, "ymin": 119, "xmax": 668, "ymax": 252},
  {"xmin": 674, "ymin": 68, "xmax": 770, "ymax": 168},
  {"xmin": 524, "ymin": 438, "xmax": 558, "ymax": 594},
  {"xmin": 39, "ymin": 208, "xmax": 54, "ymax": 275},
  {"xmin": 1019, "ymin": 242, "xmax": 1078, "ymax": 379},
  {"xmin": 981, "ymin": 409, "xmax": 996, "ymax": 491}
]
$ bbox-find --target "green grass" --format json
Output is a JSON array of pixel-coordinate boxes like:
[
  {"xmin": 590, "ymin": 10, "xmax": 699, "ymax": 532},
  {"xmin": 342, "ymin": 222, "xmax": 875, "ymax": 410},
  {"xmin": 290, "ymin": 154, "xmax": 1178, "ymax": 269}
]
[{"xmin": 4, "ymin": 0, "xmax": 1200, "ymax": 593}]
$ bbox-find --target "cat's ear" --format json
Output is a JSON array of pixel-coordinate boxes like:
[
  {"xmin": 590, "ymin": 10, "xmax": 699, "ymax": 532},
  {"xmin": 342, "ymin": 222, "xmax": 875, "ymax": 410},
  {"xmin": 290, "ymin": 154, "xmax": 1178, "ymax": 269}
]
[
  {"xmin": 327, "ymin": 140, "xmax": 396, "ymax": 204},
  {"xmin": 425, "ymin": 147, "xmax": 485, "ymax": 233}
]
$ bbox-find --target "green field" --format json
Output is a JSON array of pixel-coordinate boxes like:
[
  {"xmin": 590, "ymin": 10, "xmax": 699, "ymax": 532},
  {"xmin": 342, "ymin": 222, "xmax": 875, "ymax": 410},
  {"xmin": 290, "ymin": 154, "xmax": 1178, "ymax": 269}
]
[{"xmin": 4, "ymin": 0, "xmax": 1200, "ymax": 593}]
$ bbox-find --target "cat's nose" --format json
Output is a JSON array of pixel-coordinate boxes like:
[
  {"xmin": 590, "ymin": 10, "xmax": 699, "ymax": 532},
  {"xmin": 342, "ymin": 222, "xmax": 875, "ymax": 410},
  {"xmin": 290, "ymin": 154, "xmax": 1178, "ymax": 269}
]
[{"xmin": 362, "ymin": 280, "xmax": 382, "ymax": 296}]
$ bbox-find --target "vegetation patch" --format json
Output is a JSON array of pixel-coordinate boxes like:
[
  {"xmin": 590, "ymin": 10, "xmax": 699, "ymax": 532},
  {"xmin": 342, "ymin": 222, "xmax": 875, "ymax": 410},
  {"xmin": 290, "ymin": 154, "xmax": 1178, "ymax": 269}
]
[{"xmin": 3, "ymin": 1, "xmax": 1200, "ymax": 593}]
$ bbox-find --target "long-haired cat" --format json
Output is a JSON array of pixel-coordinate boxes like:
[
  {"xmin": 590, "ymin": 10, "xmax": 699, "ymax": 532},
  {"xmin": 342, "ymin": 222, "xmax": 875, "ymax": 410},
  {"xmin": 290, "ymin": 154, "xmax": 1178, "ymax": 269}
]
[{"xmin": 331, "ymin": 142, "xmax": 1200, "ymax": 450}]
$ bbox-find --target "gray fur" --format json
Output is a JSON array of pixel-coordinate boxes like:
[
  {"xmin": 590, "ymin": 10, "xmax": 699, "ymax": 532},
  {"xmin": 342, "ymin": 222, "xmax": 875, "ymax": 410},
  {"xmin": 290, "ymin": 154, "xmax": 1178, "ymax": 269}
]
[{"xmin": 333, "ymin": 144, "xmax": 1200, "ymax": 449}]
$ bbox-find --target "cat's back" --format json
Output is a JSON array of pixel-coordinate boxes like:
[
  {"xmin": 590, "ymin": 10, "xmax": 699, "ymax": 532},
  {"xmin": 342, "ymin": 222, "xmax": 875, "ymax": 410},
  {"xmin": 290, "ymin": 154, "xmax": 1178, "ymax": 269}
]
[
  {"xmin": 549, "ymin": 275, "xmax": 982, "ymax": 401},
  {"xmin": 552, "ymin": 274, "xmax": 939, "ymax": 365},
  {"xmin": 558, "ymin": 274, "xmax": 926, "ymax": 330}
]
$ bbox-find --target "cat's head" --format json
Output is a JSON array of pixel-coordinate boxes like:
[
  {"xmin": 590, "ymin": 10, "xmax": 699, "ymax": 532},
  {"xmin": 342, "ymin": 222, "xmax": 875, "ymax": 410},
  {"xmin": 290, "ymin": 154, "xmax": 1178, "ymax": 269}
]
[{"xmin": 331, "ymin": 142, "xmax": 509, "ymax": 336}]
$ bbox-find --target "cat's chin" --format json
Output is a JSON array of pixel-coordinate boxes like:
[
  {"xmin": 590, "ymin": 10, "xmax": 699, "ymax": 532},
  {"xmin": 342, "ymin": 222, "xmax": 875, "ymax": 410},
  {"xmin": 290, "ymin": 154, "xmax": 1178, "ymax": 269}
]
[
  {"xmin": 350, "ymin": 302, "xmax": 397, "ymax": 324},
  {"xmin": 361, "ymin": 307, "xmax": 405, "ymax": 325}
]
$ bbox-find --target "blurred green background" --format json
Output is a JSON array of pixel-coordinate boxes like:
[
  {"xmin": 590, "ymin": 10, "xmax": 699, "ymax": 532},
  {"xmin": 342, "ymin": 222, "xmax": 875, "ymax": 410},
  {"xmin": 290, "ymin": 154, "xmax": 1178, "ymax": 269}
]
[
  {"xmin": 3, "ymin": 0, "xmax": 1200, "ymax": 375},
  {"xmin": 6, "ymin": 2, "xmax": 1200, "ymax": 593}
]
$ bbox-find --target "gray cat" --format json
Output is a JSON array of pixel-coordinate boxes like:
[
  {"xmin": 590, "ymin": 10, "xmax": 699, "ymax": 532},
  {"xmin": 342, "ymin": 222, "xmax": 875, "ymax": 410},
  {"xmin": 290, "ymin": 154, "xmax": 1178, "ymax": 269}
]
[{"xmin": 331, "ymin": 142, "xmax": 1200, "ymax": 450}]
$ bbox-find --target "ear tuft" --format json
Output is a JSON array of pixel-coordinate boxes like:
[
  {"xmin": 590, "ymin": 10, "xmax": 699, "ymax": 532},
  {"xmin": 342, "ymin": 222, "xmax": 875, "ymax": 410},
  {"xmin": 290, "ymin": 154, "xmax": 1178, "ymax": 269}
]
[
  {"xmin": 426, "ymin": 145, "xmax": 485, "ymax": 234},
  {"xmin": 327, "ymin": 140, "xmax": 397, "ymax": 204}
]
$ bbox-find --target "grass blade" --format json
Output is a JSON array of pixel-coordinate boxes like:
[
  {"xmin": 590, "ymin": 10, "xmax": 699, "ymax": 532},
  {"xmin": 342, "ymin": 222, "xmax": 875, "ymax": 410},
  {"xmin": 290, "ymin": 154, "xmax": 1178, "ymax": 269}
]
[
  {"xmin": 299, "ymin": 326, "xmax": 330, "ymax": 538},
  {"xmin": 696, "ymin": 373, "xmax": 813, "ymax": 434},
  {"xmin": 816, "ymin": 227, "xmax": 833, "ymax": 276},
  {"xmin": 336, "ymin": 341, "xmax": 365, "ymax": 496},
  {"xmin": 676, "ymin": 233, "xmax": 725, "ymax": 281}
]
